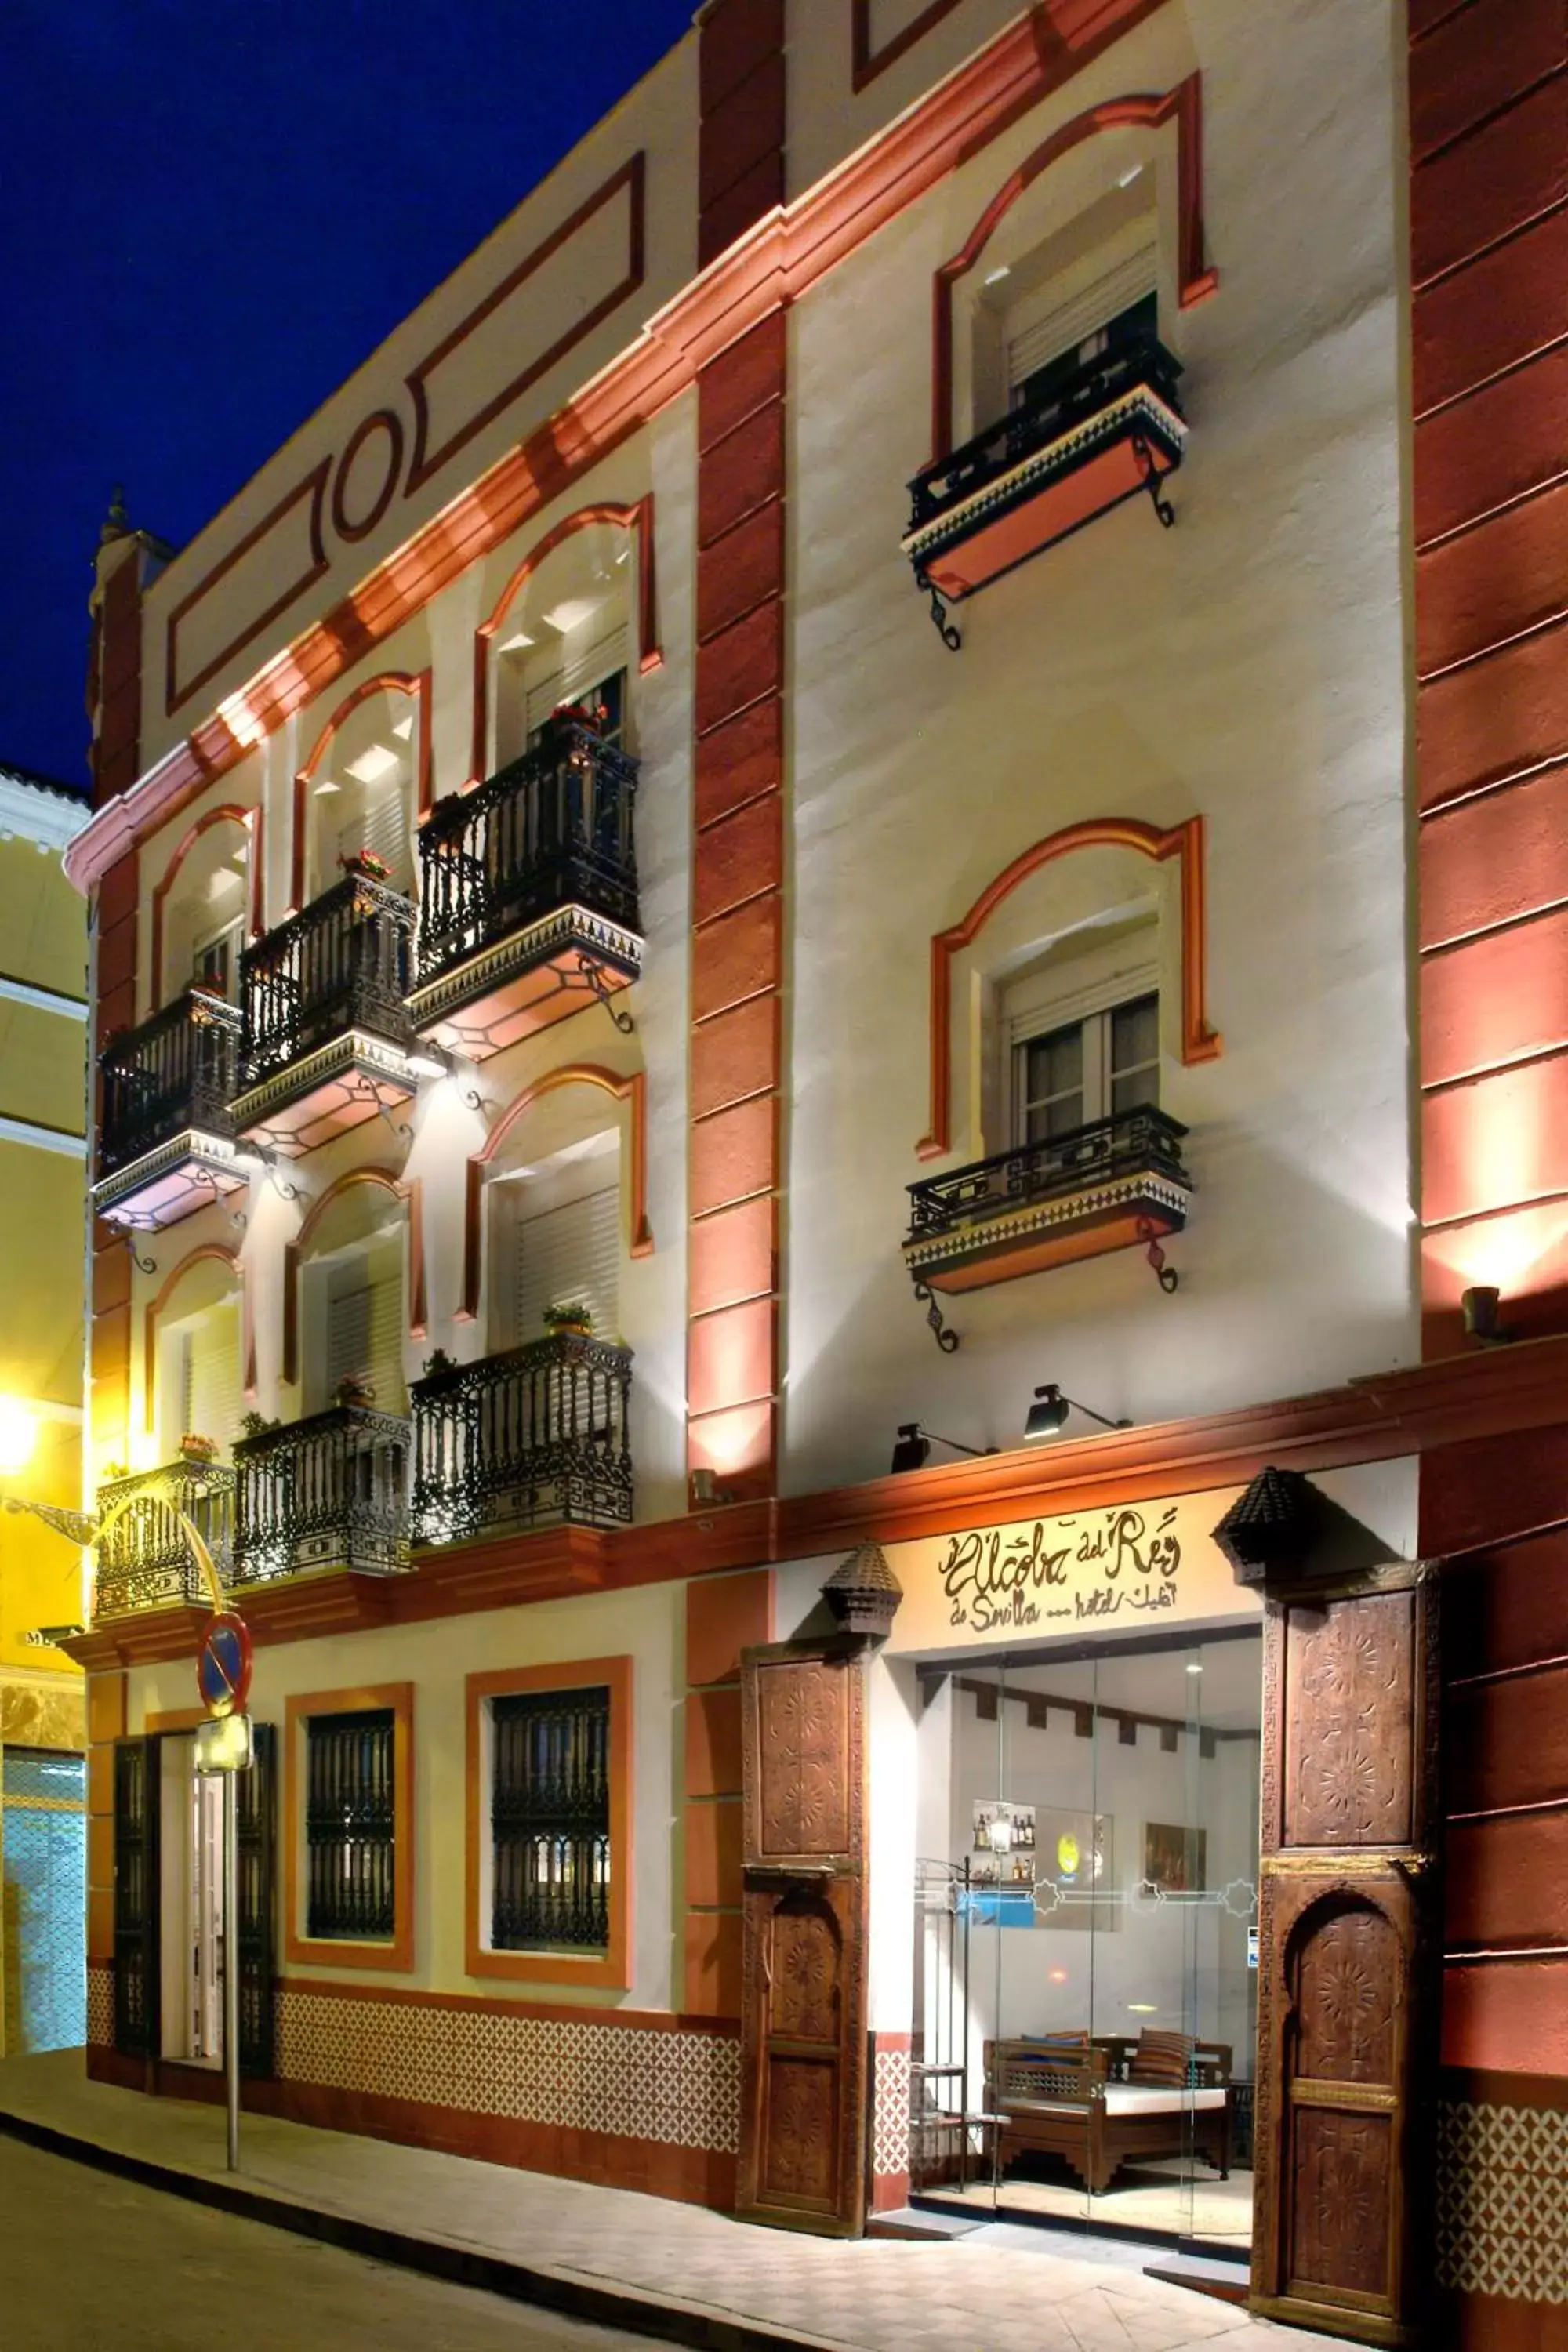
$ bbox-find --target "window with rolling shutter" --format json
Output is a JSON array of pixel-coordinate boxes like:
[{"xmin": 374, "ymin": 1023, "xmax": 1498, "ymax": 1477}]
[
  {"xmin": 177, "ymin": 1305, "xmax": 244, "ymax": 1455},
  {"xmin": 524, "ymin": 626, "xmax": 629, "ymax": 749},
  {"xmin": 321, "ymin": 1236, "xmax": 405, "ymax": 1411},
  {"xmin": 511, "ymin": 1185, "xmax": 619, "ymax": 1345},
  {"xmin": 336, "ymin": 779, "xmax": 408, "ymax": 889},
  {"xmin": 1005, "ymin": 236, "xmax": 1158, "ymax": 400}
]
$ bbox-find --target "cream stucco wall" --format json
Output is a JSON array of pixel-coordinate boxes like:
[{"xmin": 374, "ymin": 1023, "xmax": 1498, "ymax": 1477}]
[{"xmin": 128, "ymin": 1579, "xmax": 685, "ymax": 2009}]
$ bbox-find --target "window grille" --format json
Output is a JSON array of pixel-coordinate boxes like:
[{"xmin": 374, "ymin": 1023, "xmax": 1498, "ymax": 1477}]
[
  {"xmin": 305, "ymin": 1708, "xmax": 396, "ymax": 1940},
  {"xmin": 491, "ymin": 1686, "xmax": 611, "ymax": 1952}
]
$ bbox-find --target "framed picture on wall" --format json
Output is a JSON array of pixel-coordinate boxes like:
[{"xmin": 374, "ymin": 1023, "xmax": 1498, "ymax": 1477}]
[{"xmin": 1143, "ymin": 1821, "xmax": 1207, "ymax": 1892}]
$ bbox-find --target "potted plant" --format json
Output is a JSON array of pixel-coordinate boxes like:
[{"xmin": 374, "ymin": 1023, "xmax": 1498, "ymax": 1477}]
[
  {"xmin": 422, "ymin": 1347, "xmax": 459, "ymax": 1379},
  {"xmin": 335, "ymin": 1370, "xmax": 377, "ymax": 1409},
  {"xmin": 338, "ymin": 847, "xmax": 392, "ymax": 884},
  {"xmin": 543, "ymin": 1301, "xmax": 593, "ymax": 1339},
  {"xmin": 177, "ymin": 1432, "xmax": 220, "ymax": 1465},
  {"xmin": 238, "ymin": 1410, "xmax": 279, "ymax": 1442}
]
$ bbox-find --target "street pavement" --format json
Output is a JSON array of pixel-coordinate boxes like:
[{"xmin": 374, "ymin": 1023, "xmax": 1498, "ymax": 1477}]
[{"xmin": 0, "ymin": 2133, "xmax": 647, "ymax": 2352}]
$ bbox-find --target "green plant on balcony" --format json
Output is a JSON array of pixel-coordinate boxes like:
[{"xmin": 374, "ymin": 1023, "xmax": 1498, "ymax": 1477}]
[{"xmin": 542, "ymin": 1301, "xmax": 593, "ymax": 1338}]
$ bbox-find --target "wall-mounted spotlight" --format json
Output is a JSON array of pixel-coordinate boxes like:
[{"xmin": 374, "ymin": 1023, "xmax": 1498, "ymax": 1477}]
[
  {"xmin": 406, "ymin": 1044, "xmax": 453, "ymax": 1082},
  {"xmin": 1023, "ymin": 1384, "xmax": 1132, "ymax": 1443},
  {"xmin": 890, "ymin": 1422, "xmax": 999, "ymax": 1475},
  {"xmin": 1461, "ymin": 1285, "xmax": 1512, "ymax": 1346},
  {"xmin": 689, "ymin": 1467, "xmax": 731, "ymax": 1508}
]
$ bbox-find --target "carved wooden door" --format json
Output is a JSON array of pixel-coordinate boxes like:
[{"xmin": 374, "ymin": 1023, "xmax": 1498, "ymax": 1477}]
[
  {"xmin": 111, "ymin": 1735, "xmax": 161, "ymax": 2057},
  {"xmin": 736, "ymin": 1643, "xmax": 868, "ymax": 2235},
  {"xmin": 1252, "ymin": 1567, "xmax": 1439, "ymax": 2347},
  {"xmin": 237, "ymin": 1722, "xmax": 277, "ymax": 2076}
]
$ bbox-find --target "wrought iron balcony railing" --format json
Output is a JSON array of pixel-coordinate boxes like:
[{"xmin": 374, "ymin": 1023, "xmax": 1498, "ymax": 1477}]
[
  {"xmin": 94, "ymin": 1460, "xmax": 235, "ymax": 1619},
  {"xmin": 906, "ymin": 1105, "xmax": 1192, "ymax": 1241},
  {"xmin": 411, "ymin": 1332, "xmax": 633, "ymax": 1545},
  {"xmin": 239, "ymin": 868, "xmax": 415, "ymax": 1087},
  {"xmin": 97, "ymin": 987, "xmax": 241, "ymax": 1180},
  {"xmin": 906, "ymin": 336, "xmax": 1185, "ymax": 538},
  {"xmin": 416, "ymin": 718, "xmax": 639, "ymax": 989},
  {"xmin": 233, "ymin": 1403, "xmax": 411, "ymax": 1583}
]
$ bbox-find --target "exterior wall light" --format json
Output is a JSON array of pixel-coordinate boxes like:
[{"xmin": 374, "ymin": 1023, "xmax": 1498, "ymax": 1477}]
[
  {"xmin": 1023, "ymin": 1384, "xmax": 1132, "ymax": 1442},
  {"xmin": 889, "ymin": 1422, "xmax": 999, "ymax": 1474},
  {"xmin": 1461, "ymin": 1284, "xmax": 1511, "ymax": 1345}
]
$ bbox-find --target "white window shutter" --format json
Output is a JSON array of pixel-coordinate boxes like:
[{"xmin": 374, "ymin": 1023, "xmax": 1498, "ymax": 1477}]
[
  {"xmin": 337, "ymin": 782, "xmax": 408, "ymax": 886},
  {"xmin": 561, "ymin": 626, "xmax": 629, "ymax": 705},
  {"xmin": 524, "ymin": 668, "xmax": 566, "ymax": 737},
  {"xmin": 1006, "ymin": 242, "xmax": 1158, "ymax": 393},
  {"xmin": 326, "ymin": 1253, "xmax": 404, "ymax": 1411},
  {"xmin": 514, "ymin": 1187, "xmax": 620, "ymax": 1345},
  {"xmin": 180, "ymin": 1308, "xmax": 244, "ymax": 1454}
]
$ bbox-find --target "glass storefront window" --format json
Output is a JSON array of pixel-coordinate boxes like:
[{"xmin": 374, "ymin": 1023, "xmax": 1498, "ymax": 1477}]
[{"xmin": 910, "ymin": 1627, "xmax": 1261, "ymax": 2258}]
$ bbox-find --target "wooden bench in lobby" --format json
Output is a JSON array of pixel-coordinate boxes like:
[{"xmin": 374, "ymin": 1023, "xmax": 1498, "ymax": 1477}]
[{"xmin": 983, "ymin": 2029, "xmax": 1233, "ymax": 2195}]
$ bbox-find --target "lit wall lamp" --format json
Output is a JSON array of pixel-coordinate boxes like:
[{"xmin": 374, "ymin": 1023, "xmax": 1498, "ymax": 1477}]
[
  {"xmin": 1023, "ymin": 1384, "xmax": 1132, "ymax": 1443},
  {"xmin": 689, "ymin": 1467, "xmax": 731, "ymax": 1508},
  {"xmin": 1461, "ymin": 1285, "xmax": 1512, "ymax": 1347},
  {"xmin": 890, "ymin": 1422, "xmax": 1000, "ymax": 1475},
  {"xmin": 406, "ymin": 1044, "xmax": 453, "ymax": 1082}
]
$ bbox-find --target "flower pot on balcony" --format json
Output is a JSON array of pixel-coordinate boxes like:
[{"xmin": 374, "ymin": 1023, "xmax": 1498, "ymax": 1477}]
[{"xmin": 543, "ymin": 1302, "xmax": 593, "ymax": 1338}]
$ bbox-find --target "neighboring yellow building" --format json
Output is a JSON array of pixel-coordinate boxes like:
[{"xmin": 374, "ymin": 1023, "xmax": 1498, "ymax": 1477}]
[{"xmin": 0, "ymin": 758, "xmax": 89, "ymax": 2053}]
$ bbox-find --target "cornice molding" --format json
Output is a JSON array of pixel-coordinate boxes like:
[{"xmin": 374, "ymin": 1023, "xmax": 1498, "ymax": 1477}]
[
  {"xmin": 59, "ymin": 1334, "xmax": 1568, "ymax": 1670},
  {"xmin": 0, "ymin": 768, "xmax": 89, "ymax": 852}
]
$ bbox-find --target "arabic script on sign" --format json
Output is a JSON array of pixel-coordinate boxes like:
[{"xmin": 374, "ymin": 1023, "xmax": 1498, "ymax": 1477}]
[{"xmin": 940, "ymin": 1505, "xmax": 1182, "ymax": 1633}]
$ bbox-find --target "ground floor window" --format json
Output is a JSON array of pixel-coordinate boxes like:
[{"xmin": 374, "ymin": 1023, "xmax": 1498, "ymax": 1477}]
[
  {"xmin": 491, "ymin": 1684, "xmax": 611, "ymax": 1953},
  {"xmin": 910, "ymin": 1626, "xmax": 1261, "ymax": 2258},
  {"xmin": 304, "ymin": 1707, "xmax": 396, "ymax": 1941}
]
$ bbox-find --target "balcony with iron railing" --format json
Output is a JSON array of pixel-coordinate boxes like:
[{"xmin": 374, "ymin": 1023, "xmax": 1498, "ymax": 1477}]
[
  {"xmin": 231, "ymin": 862, "xmax": 419, "ymax": 1156},
  {"xmin": 93, "ymin": 987, "xmax": 247, "ymax": 1229},
  {"xmin": 904, "ymin": 1105, "xmax": 1193, "ymax": 1294},
  {"xmin": 902, "ymin": 338, "xmax": 1187, "ymax": 630},
  {"xmin": 411, "ymin": 1332, "xmax": 633, "ymax": 1546},
  {"xmin": 232, "ymin": 1403, "xmax": 411, "ymax": 1584},
  {"xmin": 93, "ymin": 1459, "xmax": 236, "ymax": 1618},
  {"xmin": 408, "ymin": 715, "xmax": 642, "ymax": 1060}
]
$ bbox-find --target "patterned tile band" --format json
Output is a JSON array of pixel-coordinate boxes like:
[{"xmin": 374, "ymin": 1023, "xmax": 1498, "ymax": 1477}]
[
  {"xmin": 87, "ymin": 1964, "xmax": 740, "ymax": 2155},
  {"xmin": 1436, "ymin": 2098, "xmax": 1568, "ymax": 2306},
  {"xmin": 873, "ymin": 2038, "xmax": 911, "ymax": 2181}
]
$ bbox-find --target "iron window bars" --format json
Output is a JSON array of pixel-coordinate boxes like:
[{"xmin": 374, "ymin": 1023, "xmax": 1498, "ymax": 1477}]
[
  {"xmin": 491, "ymin": 1686, "xmax": 611, "ymax": 1953},
  {"xmin": 305, "ymin": 1707, "xmax": 397, "ymax": 1940}
]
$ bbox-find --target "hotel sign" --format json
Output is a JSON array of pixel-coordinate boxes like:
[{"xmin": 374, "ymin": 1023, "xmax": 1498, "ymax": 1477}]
[{"xmin": 884, "ymin": 1490, "xmax": 1260, "ymax": 1653}]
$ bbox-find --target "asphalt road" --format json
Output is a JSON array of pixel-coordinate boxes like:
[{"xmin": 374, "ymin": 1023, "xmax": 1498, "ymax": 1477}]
[{"xmin": 0, "ymin": 2133, "xmax": 658, "ymax": 2352}]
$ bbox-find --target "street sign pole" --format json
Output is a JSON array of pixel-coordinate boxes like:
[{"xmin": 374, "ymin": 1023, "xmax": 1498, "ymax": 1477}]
[{"xmin": 223, "ymin": 1762, "xmax": 241, "ymax": 2172}]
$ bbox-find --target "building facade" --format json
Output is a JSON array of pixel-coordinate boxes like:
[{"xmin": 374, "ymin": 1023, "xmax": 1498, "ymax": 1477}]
[
  {"xmin": 0, "ymin": 759, "xmax": 89, "ymax": 2053},
  {"xmin": 60, "ymin": 4, "xmax": 1567, "ymax": 2346}
]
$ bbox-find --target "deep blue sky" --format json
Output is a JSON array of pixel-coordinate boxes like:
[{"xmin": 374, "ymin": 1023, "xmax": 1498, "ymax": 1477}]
[{"xmin": 3, "ymin": 1, "xmax": 696, "ymax": 789}]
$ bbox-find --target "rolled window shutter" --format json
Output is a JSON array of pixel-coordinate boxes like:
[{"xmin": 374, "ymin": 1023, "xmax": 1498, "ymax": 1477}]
[
  {"xmin": 561, "ymin": 626, "xmax": 629, "ymax": 705},
  {"xmin": 327, "ymin": 1258, "xmax": 403, "ymax": 1410},
  {"xmin": 187, "ymin": 1308, "xmax": 244, "ymax": 1454},
  {"xmin": 524, "ymin": 669, "xmax": 565, "ymax": 738},
  {"xmin": 514, "ymin": 1186, "xmax": 620, "ymax": 1343},
  {"xmin": 327, "ymin": 1285, "xmax": 372, "ymax": 1393},
  {"xmin": 1006, "ymin": 244, "xmax": 1157, "ymax": 393},
  {"xmin": 338, "ymin": 781, "xmax": 408, "ymax": 886}
]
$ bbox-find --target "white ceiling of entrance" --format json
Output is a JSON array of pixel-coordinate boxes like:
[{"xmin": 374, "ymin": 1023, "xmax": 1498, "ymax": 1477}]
[{"xmin": 997, "ymin": 1639, "xmax": 1261, "ymax": 1734}]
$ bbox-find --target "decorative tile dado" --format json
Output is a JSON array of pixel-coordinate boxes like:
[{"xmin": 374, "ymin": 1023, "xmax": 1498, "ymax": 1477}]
[
  {"xmin": 275, "ymin": 1988, "xmax": 742, "ymax": 2153},
  {"xmin": 873, "ymin": 2040, "xmax": 911, "ymax": 2180},
  {"xmin": 86, "ymin": 1962, "xmax": 114, "ymax": 2049},
  {"xmin": 1436, "ymin": 2098, "xmax": 1568, "ymax": 2304}
]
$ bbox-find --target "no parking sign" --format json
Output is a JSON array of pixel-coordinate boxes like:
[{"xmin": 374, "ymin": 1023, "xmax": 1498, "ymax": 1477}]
[{"xmin": 197, "ymin": 1613, "xmax": 252, "ymax": 1719}]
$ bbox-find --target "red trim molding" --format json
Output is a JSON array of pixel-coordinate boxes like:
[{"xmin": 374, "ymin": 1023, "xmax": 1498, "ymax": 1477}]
[
  {"xmin": 931, "ymin": 75, "xmax": 1215, "ymax": 460},
  {"xmin": 149, "ymin": 801, "xmax": 264, "ymax": 1002},
  {"xmin": 165, "ymin": 459, "xmax": 331, "ymax": 717},
  {"xmin": 282, "ymin": 1163, "xmax": 426, "ymax": 1386},
  {"xmin": 71, "ymin": 0, "xmax": 1174, "ymax": 897},
  {"xmin": 460, "ymin": 1063, "xmax": 653, "ymax": 1324},
  {"xmin": 290, "ymin": 669, "xmax": 432, "ymax": 914},
  {"xmin": 330, "ymin": 408, "xmax": 405, "ymax": 545},
  {"xmin": 405, "ymin": 154, "xmax": 647, "ymax": 495},
  {"xmin": 917, "ymin": 813, "xmax": 1221, "ymax": 1160},
  {"xmin": 852, "ymin": 0, "xmax": 964, "ymax": 93},
  {"xmin": 468, "ymin": 496, "xmax": 662, "ymax": 787}
]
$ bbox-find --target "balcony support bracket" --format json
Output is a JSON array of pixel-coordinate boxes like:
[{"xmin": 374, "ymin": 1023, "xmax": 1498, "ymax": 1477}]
[
  {"xmin": 917, "ymin": 570, "xmax": 963, "ymax": 652},
  {"xmin": 129, "ymin": 1243, "xmax": 158, "ymax": 1276},
  {"xmin": 1137, "ymin": 1216, "xmax": 1180, "ymax": 1294},
  {"xmin": 912, "ymin": 1277, "xmax": 961, "ymax": 1353},
  {"xmin": 1132, "ymin": 436, "xmax": 1177, "ymax": 531}
]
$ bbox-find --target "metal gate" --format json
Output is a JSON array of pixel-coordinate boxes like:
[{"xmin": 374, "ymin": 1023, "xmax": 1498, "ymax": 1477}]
[{"xmin": 910, "ymin": 1857, "xmax": 980, "ymax": 2191}]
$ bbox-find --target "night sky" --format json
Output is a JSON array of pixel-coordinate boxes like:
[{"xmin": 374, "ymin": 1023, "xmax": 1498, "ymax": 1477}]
[{"xmin": 4, "ymin": 1, "xmax": 696, "ymax": 790}]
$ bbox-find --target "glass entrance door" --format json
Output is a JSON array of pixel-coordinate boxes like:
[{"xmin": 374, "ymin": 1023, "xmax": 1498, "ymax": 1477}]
[{"xmin": 913, "ymin": 1627, "xmax": 1260, "ymax": 2254}]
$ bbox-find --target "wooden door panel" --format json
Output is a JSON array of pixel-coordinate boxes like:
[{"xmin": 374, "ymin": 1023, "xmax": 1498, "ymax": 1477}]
[
  {"xmin": 1281, "ymin": 1590, "xmax": 1416, "ymax": 1849},
  {"xmin": 738, "ymin": 1645, "xmax": 868, "ymax": 2236},
  {"xmin": 111, "ymin": 1735, "xmax": 160, "ymax": 2058},
  {"xmin": 1253, "ymin": 1570, "xmax": 1438, "ymax": 2347}
]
